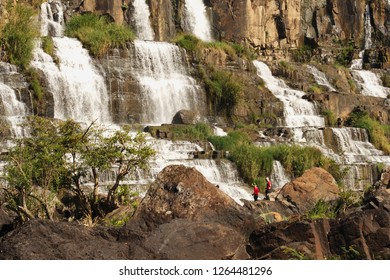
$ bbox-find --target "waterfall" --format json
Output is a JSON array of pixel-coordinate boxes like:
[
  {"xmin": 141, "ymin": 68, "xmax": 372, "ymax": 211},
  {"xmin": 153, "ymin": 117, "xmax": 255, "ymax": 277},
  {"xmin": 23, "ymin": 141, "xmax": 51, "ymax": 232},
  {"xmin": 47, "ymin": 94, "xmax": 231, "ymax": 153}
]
[
  {"xmin": 130, "ymin": 0, "xmax": 154, "ymax": 40},
  {"xmin": 0, "ymin": 82, "xmax": 28, "ymax": 138},
  {"xmin": 40, "ymin": 1, "xmax": 64, "ymax": 37},
  {"xmin": 329, "ymin": 127, "xmax": 390, "ymax": 164},
  {"xmin": 307, "ymin": 65, "xmax": 336, "ymax": 92},
  {"xmin": 352, "ymin": 70, "xmax": 390, "ymax": 98},
  {"xmin": 270, "ymin": 161, "xmax": 291, "ymax": 189},
  {"xmin": 99, "ymin": 139, "xmax": 253, "ymax": 205},
  {"xmin": 350, "ymin": 5, "xmax": 389, "ymax": 99},
  {"xmin": 131, "ymin": 40, "xmax": 202, "ymax": 125},
  {"xmin": 183, "ymin": 0, "xmax": 213, "ymax": 42},
  {"xmin": 364, "ymin": 4, "xmax": 372, "ymax": 50},
  {"xmin": 213, "ymin": 126, "xmax": 227, "ymax": 136},
  {"xmin": 253, "ymin": 60, "xmax": 325, "ymax": 130},
  {"xmin": 31, "ymin": 38, "xmax": 111, "ymax": 124},
  {"xmin": 253, "ymin": 60, "xmax": 390, "ymax": 191},
  {"xmin": 32, "ymin": 1, "xmax": 111, "ymax": 124}
]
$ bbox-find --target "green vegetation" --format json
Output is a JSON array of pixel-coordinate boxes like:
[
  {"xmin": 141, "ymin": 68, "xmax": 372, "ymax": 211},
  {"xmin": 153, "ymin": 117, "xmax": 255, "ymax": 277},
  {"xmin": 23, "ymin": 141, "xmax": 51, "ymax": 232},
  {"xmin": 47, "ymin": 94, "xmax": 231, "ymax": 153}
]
[
  {"xmin": 172, "ymin": 123, "xmax": 213, "ymax": 141},
  {"xmin": 208, "ymin": 132, "xmax": 345, "ymax": 185},
  {"xmin": 322, "ymin": 109, "xmax": 338, "ymax": 127},
  {"xmin": 307, "ymin": 84, "xmax": 324, "ymax": 94},
  {"xmin": 291, "ymin": 45, "xmax": 313, "ymax": 63},
  {"xmin": 281, "ymin": 246, "xmax": 310, "ymax": 260},
  {"xmin": 0, "ymin": 3, "xmax": 39, "ymax": 68},
  {"xmin": 204, "ymin": 70, "xmax": 242, "ymax": 117},
  {"xmin": 306, "ymin": 200, "xmax": 337, "ymax": 219},
  {"xmin": 173, "ymin": 34, "xmax": 200, "ymax": 52},
  {"xmin": 1, "ymin": 117, "xmax": 155, "ymax": 221},
  {"xmin": 65, "ymin": 13, "xmax": 135, "ymax": 57},
  {"xmin": 335, "ymin": 44, "xmax": 355, "ymax": 67},
  {"xmin": 26, "ymin": 68, "xmax": 44, "ymax": 101},
  {"xmin": 230, "ymin": 43, "xmax": 257, "ymax": 60},
  {"xmin": 173, "ymin": 33, "xmax": 256, "ymax": 60},
  {"xmin": 346, "ymin": 107, "xmax": 390, "ymax": 154}
]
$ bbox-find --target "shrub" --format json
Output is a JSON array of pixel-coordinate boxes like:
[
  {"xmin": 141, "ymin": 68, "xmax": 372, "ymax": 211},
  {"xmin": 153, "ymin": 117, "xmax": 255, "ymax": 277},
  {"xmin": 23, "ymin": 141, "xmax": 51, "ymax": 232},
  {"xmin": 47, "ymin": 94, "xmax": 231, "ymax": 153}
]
[
  {"xmin": 0, "ymin": 4, "xmax": 39, "ymax": 68},
  {"xmin": 173, "ymin": 33, "xmax": 201, "ymax": 52},
  {"xmin": 207, "ymin": 136, "xmax": 345, "ymax": 186},
  {"xmin": 230, "ymin": 43, "xmax": 257, "ymax": 60},
  {"xmin": 205, "ymin": 70, "xmax": 242, "ymax": 117},
  {"xmin": 322, "ymin": 109, "xmax": 338, "ymax": 127},
  {"xmin": 307, "ymin": 84, "xmax": 324, "ymax": 94},
  {"xmin": 172, "ymin": 123, "xmax": 213, "ymax": 141},
  {"xmin": 65, "ymin": 13, "xmax": 135, "ymax": 57},
  {"xmin": 306, "ymin": 200, "xmax": 337, "ymax": 219}
]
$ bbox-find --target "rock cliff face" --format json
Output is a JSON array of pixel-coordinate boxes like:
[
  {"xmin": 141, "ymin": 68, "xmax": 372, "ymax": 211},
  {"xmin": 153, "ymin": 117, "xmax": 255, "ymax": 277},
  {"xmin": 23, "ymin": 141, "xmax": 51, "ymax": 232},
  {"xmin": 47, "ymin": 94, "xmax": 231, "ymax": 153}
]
[
  {"xmin": 80, "ymin": 0, "xmax": 125, "ymax": 24},
  {"xmin": 79, "ymin": 0, "xmax": 389, "ymax": 51}
]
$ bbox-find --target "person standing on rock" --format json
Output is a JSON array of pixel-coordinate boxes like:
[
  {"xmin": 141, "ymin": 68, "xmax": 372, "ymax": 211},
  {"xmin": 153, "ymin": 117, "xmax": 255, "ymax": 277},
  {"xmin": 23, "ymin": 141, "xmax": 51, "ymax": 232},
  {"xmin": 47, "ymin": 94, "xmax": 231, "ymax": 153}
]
[
  {"xmin": 252, "ymin": 183, "xmax": 259, "ymax": 201},
  {"xmin": 265, "ymin": 177, "xmax": 272, "ymax": 200}
]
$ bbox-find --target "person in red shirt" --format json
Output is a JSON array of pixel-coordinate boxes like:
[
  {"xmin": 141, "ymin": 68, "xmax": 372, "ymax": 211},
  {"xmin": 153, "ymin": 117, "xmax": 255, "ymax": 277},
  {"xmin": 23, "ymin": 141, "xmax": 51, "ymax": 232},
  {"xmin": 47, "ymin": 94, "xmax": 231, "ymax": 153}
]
[
  {"xmin": 265, "ymin": 177, "xmax": 272, "ymax": 200},
  {"xmin": 252, "ymin": 183, "xmax": 259, "ymax": 201}
]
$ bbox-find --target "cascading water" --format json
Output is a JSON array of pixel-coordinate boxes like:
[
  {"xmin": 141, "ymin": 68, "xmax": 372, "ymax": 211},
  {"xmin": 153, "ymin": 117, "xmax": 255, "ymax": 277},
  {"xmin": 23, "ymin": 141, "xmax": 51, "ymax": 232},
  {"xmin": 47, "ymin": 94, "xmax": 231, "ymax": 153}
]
[
  {"xmin": 113, "ymin": 1, "xmax": 248, "ymax": 204},
  {"xmin": 253, "ymin": 61, "xmax": 325, "ymax": 132},
  {"xmin": 99, "ymin": 138, "xmax": 253, "ymax": 205},
  {"xmin": 270, "ymin": 161, "xmax": 291, "ymax": 189},
  {"xmin": 32, "ymin": 2, "xmax": 111, "ymax": 124},
  {"xmin": 183, "ymin": 0, "xmax": 214, "ymax": 42},
  {"xmin": 352, "ymin": 70, "xmax": 390, "ymax": 98},
  {"xmin": 364, "ymin": 4, "xmax": 372, "ymax": 50},
  {"xmin": 350, "ymin": 4, "xmax": 389, "ymax": 98},
  {"xmin": 253, "ymin": 60, "xmax": 390, "ymax": 190},
  {"xmin": 130, "ymin": 0, "xmax": 155, "ymax": 40},
  {"xmin": 328, "ymin": 127, "xmax": 390, "ymax": 165},
  {"xmin": 40, "ymin": 0, "xmax": 64, "ymax": 37},
  {"xmin": 131, "ymin": 40, "xmax": 202, "ymax": 125},
  {"xmin": 307, "ymin": 65, "xmax": 336, "ymax": 92},
  {"xmin": 0, "ymin": 82, "xmax": 28, "ymax": 138}
]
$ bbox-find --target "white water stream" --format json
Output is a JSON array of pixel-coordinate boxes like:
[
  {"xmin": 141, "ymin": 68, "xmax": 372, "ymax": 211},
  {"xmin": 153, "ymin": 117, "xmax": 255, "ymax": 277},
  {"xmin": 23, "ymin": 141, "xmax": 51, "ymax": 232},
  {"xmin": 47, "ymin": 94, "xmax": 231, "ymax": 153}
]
[
  {"xmin": 0, "ymin": 82, "xmax": 28, "ymax": 138},
  {"xmin": 307, "ymin": 65, "xmax": 336, "ymax": 92},
  {"xmin": 253, "ymin": 61, "xmax": 325, "ymax": 131},
  {"xmin": 253, "ymin": 60, "xmax": 390, "ymax": 190},
  {"xmin": 350, "ymin": 5, "xmax": 389, "ymax": 98},
  {"xmin": 32, "ymin": 2, "xmax": 111, "ymax": 124},
  {"xmin": 183, "ymin": 0, "xmax": 213, "ymax": 42},
  {"xmin": 131, "ymin": 40, "xmax": 202, "ymax": 125},
  {"xmin": 130, "ymin": 0, "xmax": 155, "ymax": 40}
]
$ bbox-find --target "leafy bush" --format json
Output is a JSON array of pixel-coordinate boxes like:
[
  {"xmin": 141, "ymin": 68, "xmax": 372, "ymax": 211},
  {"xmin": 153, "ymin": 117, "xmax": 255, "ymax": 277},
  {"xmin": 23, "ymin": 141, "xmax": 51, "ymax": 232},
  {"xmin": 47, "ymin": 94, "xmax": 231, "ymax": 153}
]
[
  {"xmin": 205, "ymin": 70, "xmax": 242, "ymax": 117},
  {"xmin": 208, "ymin": 132, "xmax": 344, "ymax": 185},
  {"xmin": 0, "ymin": 4, "xmax": 39, "ymax": 68},
  {"xmin": 322, "ymin": 109, "xmax": 337, "ymax": 127},
  {"xmin": 172, "ymin": 123, "xmax": 213, "ymax": 141},
  {"xmin": 208, "ymin": 130, "xmax": 252, "ymax": 151},
  {"xmin": 306, "ymin": 200, "xmax": 337, "ymax": 219},
  {"xmin": 230, "ymin": 43, "xmax": 257, "ymax": 60},
  {"xmin": 173, "ymin": 33, "xmax": 201, "ymax": 52},
  {"xmin": 336, "ymin": 44, "xmax": 354, "ymax": 67},
  {"xmin": 65, "ymin": 13, "xmax": 135, "ymax": 57}
]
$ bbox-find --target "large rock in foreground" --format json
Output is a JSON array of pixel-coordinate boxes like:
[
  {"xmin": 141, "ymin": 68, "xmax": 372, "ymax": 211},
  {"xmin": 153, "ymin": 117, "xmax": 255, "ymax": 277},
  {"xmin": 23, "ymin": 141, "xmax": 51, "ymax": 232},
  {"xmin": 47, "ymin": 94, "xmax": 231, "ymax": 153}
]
[
  {"xmin": 129, "ymin": 165, "xmax": 255, "ymax": 233},
  {"xmin": 276, "ymin": 167, "xmax": 340, "ymax": 213},
  {"xmin": 0, "ymin": 219, "xmax": 129, "ymax": 260},
  {"xmin": 120, "ymin": 165, "xmax": 257, "ymax": 259}
]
